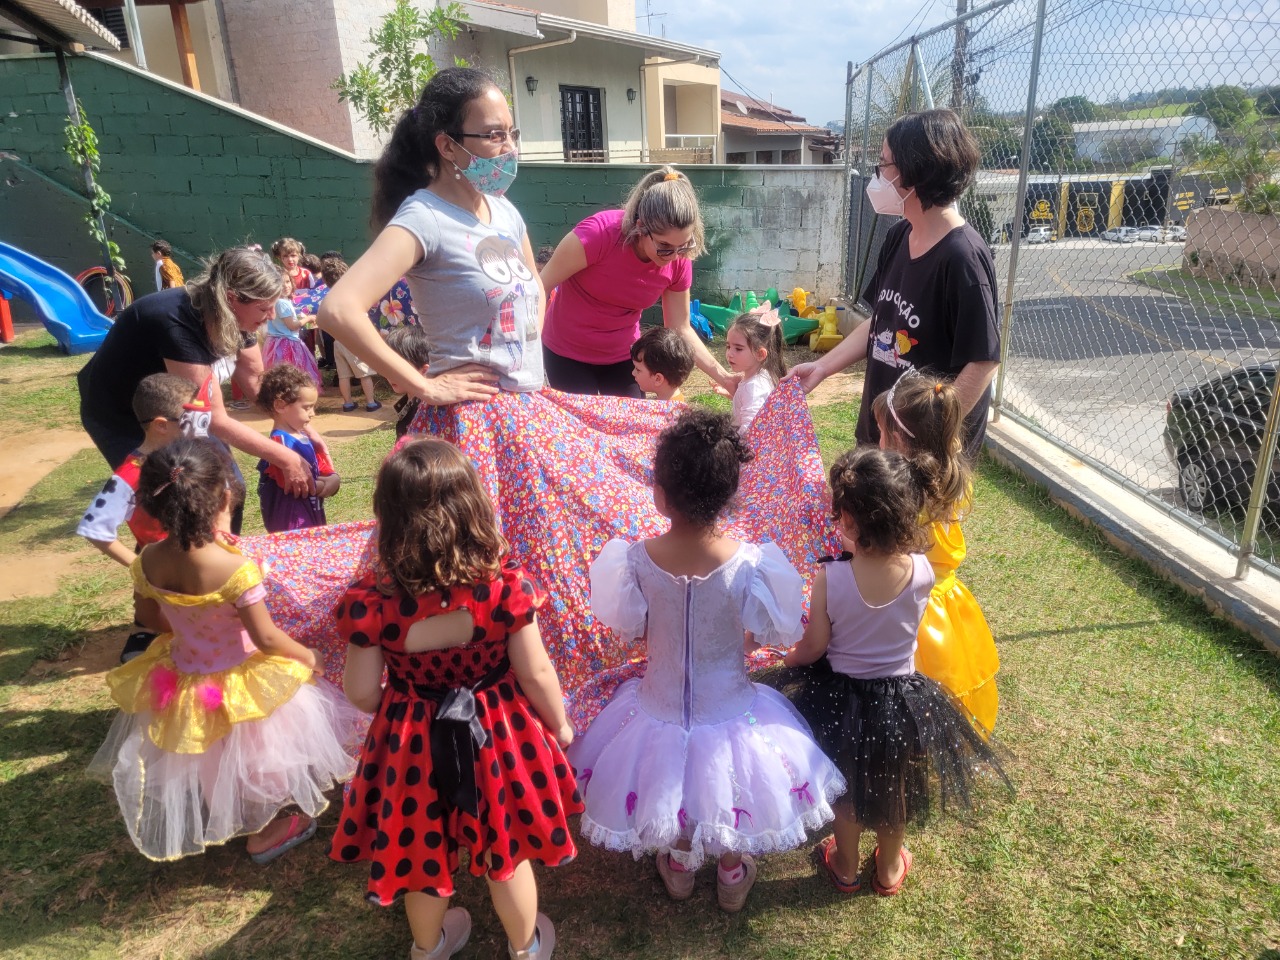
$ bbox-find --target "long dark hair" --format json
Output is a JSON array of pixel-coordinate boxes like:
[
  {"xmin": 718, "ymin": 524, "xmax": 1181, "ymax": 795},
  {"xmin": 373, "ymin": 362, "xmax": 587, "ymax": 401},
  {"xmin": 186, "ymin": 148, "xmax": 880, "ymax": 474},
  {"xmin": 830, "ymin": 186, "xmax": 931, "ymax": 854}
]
[
  {"xmin": 371, "ymin": 67, "xmax": 501, "ymax": 231},
  {"xmin": 137, "ymin": 439, "xmax": 243, "ymax": 551},
  {"xmin": 828, "ymin": 447, "xmax": 930, "ymax": 555}
]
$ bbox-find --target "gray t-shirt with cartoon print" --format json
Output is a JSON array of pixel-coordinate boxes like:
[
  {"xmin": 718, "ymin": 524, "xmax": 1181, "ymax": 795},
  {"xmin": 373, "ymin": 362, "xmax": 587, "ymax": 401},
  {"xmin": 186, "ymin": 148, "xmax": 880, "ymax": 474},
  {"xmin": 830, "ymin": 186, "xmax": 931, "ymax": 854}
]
[{"xmin": 389, "ymin": 189, "xmax": 543, "ymax": 392}]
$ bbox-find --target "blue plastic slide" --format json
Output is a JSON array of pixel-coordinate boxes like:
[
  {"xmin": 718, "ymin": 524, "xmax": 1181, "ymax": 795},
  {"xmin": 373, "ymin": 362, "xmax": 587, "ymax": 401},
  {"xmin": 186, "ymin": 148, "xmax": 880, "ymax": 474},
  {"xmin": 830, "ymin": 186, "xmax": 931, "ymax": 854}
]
[{"xmin": 0, "ymin": 241, "xmax": 113, "ymax": 354}]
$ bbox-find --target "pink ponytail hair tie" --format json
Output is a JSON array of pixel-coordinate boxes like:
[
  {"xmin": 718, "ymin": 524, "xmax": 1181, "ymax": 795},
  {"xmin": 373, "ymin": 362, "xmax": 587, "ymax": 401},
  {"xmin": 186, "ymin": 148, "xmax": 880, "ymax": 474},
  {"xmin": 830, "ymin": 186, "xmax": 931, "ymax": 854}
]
[{"xmin": 746, "ymin": 300, "xmax": 782, "ymax": 328}]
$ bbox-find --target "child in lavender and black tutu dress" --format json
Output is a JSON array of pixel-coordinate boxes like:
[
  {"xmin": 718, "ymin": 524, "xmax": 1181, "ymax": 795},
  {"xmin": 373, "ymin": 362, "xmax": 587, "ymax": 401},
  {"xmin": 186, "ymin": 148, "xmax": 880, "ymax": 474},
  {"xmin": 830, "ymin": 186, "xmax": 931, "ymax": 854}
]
[{"xmin": 568, "ymin": 409, "xmax": 844, "ymax": 912}]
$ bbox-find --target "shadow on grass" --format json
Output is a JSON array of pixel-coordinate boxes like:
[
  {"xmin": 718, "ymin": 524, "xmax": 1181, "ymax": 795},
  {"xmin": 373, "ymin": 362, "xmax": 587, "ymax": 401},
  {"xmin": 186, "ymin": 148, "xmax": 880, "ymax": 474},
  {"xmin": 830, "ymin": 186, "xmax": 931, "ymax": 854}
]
[
  {"xmin": 976, "ymin": 450, "xmax": 1280, "ymax": 697},
  {"xmin": 999, "ymin": 619, "xmax": 1165, "ymax": 642}
]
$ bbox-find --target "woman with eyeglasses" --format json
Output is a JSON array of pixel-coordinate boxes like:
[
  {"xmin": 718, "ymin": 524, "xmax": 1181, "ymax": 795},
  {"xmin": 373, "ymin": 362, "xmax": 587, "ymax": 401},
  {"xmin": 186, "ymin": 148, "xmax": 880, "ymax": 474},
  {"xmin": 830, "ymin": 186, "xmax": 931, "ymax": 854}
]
[
  {"xmin": 787, "ymin": 109, "xmax": 1001, "ymax": 461},
  {"xmin": 537, "ymin": 167, "xmax": 735, "ymax": 397},
  {"xmin": 78, "ymin": 246, "xmax": 321, "ymax": 533}
]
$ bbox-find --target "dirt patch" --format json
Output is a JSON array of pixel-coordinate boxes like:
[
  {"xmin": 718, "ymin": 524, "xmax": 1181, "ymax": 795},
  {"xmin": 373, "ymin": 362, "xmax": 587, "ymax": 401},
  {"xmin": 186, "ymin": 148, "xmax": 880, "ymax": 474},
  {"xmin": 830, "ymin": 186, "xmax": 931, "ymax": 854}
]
[
  {"xmin": 0, "ymin": 429, "xmax": 92, "ymax": 518},
  {"xmin": 808, "ymin": 370, "xmax": 861, "ymax": 407},
  {"xmin": 0, "ymin": 548, "xmax": 95, "ymax": 602}
]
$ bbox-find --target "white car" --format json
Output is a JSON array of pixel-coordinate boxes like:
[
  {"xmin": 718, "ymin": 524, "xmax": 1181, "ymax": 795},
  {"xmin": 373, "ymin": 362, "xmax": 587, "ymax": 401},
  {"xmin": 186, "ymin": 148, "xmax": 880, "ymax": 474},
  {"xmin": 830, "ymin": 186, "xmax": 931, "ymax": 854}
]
[
  {"xmin": 1101, "ymin": 227, "xmax": 1140, "ymax": 243},
  {"xmin": 1165, "ymin": 225, "xmax": 1187, "ymax": 242},
  {"xmin": 1136, "ymin": 225, "xmax": 1163, "ymax": 241},
  {"xmin": 1025, "ymin": 226, "xmax": 1053, "ymax": 244}
]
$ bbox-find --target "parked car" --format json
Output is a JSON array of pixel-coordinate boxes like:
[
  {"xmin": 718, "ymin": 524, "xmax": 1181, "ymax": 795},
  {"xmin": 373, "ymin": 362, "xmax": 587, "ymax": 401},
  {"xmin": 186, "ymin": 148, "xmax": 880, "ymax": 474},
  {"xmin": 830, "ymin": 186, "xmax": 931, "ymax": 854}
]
[
  {"xmin": 1136, "ymin": 224, "xmax": 1163, "ymax": 241},
  {"xmin": 1101, "ymin": 226, "xmax": 1140, "ymax": 243},
  {"xmin": 1163, "ymin": 361, "xmax": 1280, "ymax": 523},
  {"xmin": 1025, "ymin": 226, "xmax": 1053, "ymax": 244},
  {"xmin": 1165, "ymin": 225, "xmax": 1187, "ymax": 242}
]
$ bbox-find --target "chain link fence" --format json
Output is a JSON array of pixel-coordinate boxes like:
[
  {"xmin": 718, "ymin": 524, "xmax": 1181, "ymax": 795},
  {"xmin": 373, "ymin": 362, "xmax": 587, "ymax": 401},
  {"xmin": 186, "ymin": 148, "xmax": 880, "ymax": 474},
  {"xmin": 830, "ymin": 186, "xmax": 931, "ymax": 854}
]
[{"xmin": 844, "ymin": 0, "xmax": 1280, "ymax": 577}]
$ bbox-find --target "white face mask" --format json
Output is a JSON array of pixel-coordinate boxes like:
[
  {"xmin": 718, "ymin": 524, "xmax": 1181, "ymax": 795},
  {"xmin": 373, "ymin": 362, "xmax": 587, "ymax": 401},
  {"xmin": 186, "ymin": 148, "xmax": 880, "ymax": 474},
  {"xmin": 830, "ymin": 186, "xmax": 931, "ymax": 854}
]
[{"xmin": 866, "ymin": 172, "xmax": 911, "ymax": 217}]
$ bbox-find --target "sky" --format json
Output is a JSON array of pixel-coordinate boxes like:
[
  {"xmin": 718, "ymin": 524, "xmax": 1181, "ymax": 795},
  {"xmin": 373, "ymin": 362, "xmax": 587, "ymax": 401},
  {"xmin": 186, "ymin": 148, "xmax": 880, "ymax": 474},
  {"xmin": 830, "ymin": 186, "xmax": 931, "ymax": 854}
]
[{"xmin": 642, "ymin": 0, "xmax": 1280, "ymax": 127}]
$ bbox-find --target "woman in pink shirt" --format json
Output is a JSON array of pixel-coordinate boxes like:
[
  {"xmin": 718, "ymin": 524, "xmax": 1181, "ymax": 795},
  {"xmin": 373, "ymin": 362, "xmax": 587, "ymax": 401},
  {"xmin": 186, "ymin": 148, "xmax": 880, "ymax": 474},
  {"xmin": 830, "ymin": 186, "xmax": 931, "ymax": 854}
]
[{"xmin": 540, "ymin": 167, "xmax": 735, "ymax": 397}]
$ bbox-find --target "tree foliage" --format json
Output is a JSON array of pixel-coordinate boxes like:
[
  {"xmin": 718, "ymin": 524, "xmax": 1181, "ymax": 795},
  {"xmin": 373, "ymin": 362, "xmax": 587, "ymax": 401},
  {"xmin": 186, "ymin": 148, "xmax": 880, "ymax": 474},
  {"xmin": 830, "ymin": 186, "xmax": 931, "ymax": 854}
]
[
  {"xmin": 332, "ymin": 0, "xmax": 469, "ymax": 134},
  {"xmin": 1029, "ymin": 113, "xmax": 1076, "ymax": 170},
  {"xmin": 1255, "ymin": 85, "xmax": 1280, "ymax": 118},
  {"xmin": 63, "ymin": 102, "xmax": 125, "ymax": 274},
  {"xmin": 1191, "ymin": 85, "xmax": 1252, "ymax": 129},
  {"xmin": 1048, "ymin": 95, "xmax": 1101, "ymax": 123}
]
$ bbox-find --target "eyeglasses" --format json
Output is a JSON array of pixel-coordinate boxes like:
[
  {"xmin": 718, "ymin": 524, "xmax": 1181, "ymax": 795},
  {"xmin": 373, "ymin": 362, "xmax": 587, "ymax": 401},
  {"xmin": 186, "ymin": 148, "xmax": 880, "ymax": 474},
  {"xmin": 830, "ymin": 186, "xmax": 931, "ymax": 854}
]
[
  {"xmin": 873, "ymin": 160, "xmax": 897, "ymax": 178},
  {"xmin": 456, "ymin": 128, "xmax": 521, "ymax": 147},
  {"xmin": 648, "ymin": 235, "xmax": 696, "ymax": 258}
]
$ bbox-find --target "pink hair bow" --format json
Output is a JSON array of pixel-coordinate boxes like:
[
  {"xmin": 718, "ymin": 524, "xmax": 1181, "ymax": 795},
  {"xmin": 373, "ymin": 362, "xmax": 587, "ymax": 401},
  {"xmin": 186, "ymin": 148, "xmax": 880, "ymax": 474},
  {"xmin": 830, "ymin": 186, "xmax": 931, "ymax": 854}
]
[{"xmin": 747, "ymin": 300, "xmax": 782, "ymax": 328}]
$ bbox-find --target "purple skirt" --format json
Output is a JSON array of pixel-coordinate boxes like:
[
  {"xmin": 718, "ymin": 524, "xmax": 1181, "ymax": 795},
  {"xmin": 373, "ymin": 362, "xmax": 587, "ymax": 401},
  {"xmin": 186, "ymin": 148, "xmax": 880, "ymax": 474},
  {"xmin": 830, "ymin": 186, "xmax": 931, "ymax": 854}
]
[{"xmin": 263, "ymin": 336, "xmax": 323, "ymax": 390}]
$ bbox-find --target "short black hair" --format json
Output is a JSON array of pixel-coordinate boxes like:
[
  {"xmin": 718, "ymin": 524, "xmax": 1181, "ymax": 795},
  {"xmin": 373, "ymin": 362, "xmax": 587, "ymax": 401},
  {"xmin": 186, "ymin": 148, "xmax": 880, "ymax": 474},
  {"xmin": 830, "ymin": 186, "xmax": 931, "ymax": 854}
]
[
  {"xmin": 150, "ymin": 239, "xmax": 172, "ymax": 257},
  {"xmin": 133, "ymin": 372, "xmax": 196, "ymax": 423},
  {"xmin": 828, "ymin": 447, "xmax": 929, "ymax": 555},
  {"xmin": 631, "ymin": 326, "xmax": 694, "ymax": 386},
  {"xmin": 653, "ymin": 409, "xmax": 753, "ymax": 527},
  {"xmin": 386, "ymin": 325, "xmax": 431, "ymax": 370},
  {"xmin": 885, "ymin": 109, "xmax": 980, "ymax": 210}
]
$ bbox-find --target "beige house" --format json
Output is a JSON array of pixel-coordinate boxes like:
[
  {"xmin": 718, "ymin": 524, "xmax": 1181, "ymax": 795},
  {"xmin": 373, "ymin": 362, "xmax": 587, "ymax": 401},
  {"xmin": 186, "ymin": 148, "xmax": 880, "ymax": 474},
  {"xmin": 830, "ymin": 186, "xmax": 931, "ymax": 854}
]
[
  {"xmin": 721, "ymin": 93, "xmax": 827, "ymax": 165},
  {"xmin": 1, "ymin": 0, "xmax": 720, "ymax": 162}
]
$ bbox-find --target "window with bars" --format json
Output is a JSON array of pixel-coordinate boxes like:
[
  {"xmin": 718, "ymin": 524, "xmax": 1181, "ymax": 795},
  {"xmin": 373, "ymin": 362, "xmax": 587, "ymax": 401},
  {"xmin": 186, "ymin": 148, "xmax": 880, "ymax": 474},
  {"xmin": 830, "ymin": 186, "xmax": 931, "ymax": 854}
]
[{"xmin": 560, "ymin": 86, "xmax": 605, "ymax": 162}]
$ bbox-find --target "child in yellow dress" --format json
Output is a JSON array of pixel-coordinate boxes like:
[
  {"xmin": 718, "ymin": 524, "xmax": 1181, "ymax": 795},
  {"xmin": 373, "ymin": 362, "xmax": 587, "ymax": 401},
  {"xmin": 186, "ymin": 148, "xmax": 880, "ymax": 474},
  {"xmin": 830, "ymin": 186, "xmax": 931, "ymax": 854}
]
[
  {"xmin": 873, "ymin": 372, "xmax": 1000, "ymax": 733},
  {"xmin": 89, "ymin": 439, "xmax": 362, "ymax": 862}
]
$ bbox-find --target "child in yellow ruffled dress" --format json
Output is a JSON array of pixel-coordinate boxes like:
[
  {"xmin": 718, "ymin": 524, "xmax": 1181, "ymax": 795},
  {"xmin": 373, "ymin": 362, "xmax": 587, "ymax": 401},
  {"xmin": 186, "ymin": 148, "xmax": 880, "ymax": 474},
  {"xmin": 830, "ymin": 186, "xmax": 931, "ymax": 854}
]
[
  {"xmin": 89, "ymin": 438, "xmax": 363, "ymax": 863},
  {"xmin": 872, "ymin": 373, "xmax": 1000, "ymax": 734}
]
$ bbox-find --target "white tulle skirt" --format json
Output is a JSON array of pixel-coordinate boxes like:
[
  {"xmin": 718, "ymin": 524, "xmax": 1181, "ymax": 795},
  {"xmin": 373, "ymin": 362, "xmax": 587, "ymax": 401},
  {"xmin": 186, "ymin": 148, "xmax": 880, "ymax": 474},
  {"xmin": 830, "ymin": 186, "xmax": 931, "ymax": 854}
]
[
  {"xmin": 89, "ymin": 678, "xmax": 363, "ymax": 861},
  {"xmin": 568, "ymin": 680, "xmax": 845, "ymax": 868}
]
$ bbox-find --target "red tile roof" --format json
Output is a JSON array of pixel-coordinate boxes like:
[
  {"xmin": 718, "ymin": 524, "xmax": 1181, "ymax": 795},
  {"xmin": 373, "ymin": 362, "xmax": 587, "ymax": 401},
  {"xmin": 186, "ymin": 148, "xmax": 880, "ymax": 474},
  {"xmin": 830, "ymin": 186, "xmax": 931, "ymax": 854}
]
[{"xmin": 721, "ymin": 111, "xmax": 826, "ymax": 134}]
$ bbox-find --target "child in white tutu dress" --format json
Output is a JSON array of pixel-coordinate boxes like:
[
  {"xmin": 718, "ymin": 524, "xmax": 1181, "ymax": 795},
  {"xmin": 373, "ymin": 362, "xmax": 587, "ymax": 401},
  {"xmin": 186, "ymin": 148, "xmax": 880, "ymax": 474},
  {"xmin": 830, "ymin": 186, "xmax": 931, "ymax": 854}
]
[
  {"xmin": 568, "ymin": 410, "xmax": 844, "ymax": 912},
  {"xmin": 90, "ymin": 439, "xmax": 362, "ymax": 863}
]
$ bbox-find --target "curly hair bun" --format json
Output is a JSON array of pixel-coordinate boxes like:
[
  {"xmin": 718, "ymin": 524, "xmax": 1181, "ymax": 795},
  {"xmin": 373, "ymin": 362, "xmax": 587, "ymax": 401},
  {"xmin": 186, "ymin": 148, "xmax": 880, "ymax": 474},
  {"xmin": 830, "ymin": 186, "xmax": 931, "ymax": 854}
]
[{"xmin": 653, "ymin": 408, "xmax": 753, "ymax": 527}]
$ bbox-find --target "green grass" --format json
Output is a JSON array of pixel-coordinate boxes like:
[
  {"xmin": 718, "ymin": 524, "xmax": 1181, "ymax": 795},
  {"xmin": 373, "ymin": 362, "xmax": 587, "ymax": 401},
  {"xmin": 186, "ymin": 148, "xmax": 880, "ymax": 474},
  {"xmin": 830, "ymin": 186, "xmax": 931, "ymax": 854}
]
[
  {"xmin": 1129, "ymin": 264, "xmax": 1280, "ymax": 321},
  {"xmin": 1, "ymin": 333, "xmax": 1279, "ymax": 958}
]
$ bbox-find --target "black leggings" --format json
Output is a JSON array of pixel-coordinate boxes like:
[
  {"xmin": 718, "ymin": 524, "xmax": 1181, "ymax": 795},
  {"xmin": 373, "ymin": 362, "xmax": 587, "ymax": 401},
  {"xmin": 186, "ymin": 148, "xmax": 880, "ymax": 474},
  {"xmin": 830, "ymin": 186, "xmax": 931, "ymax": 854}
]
[{"xmin": 542, "ymin": 346, "xmax": 641, "ymax": 399}]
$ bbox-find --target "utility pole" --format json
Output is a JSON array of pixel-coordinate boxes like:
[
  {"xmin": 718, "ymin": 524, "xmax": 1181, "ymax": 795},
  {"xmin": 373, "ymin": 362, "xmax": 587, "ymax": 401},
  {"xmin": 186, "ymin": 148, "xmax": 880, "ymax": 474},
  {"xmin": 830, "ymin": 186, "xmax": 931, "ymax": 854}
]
[{"xmin": 951, "ymin": 0, "xmax": 968, "ymax": 111}]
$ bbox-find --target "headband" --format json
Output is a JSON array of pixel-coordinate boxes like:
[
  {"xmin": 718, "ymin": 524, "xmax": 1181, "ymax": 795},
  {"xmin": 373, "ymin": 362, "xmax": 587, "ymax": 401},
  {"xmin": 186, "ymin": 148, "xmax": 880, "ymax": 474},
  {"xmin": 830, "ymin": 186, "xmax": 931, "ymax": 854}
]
[{"xmin": 883, "ymin": 372, "xmax": 916, "ymax": 440}]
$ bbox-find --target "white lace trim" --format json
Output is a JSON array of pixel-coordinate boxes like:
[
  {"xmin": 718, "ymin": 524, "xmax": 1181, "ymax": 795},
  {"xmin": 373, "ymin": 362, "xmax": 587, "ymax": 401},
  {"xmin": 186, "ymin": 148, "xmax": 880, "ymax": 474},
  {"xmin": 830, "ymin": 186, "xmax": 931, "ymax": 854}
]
[{"xmin": 577, "ymin": 775, "xmax": 844, "ymax": 870}]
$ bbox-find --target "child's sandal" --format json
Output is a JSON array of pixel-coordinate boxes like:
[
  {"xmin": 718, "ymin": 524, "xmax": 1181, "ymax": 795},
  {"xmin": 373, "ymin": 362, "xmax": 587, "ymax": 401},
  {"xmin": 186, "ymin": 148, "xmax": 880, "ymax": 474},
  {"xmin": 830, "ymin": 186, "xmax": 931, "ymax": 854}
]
[
  {"xmin": 819, "ymin": 835, "xmax": 862, "ymax": 894},
  {"xmin": 248, "ymin": 813, "xmax": 317, "ymax": 864},
  {"xmin": 871, "ymin": 845, "xmax": 913, "ymax": 896}
]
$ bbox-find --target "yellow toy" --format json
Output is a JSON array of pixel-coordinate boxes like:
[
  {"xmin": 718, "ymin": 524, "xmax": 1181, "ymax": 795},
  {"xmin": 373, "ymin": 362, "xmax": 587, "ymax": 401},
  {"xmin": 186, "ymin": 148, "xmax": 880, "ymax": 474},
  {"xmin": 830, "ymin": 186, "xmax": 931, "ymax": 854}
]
[
  {"xmin": 789, "ymin": 287, "xmax": 819, "ymax": 319},
  {"xmin": 808, "ymin": 302, "xmax": 844, "ymax": 352}
]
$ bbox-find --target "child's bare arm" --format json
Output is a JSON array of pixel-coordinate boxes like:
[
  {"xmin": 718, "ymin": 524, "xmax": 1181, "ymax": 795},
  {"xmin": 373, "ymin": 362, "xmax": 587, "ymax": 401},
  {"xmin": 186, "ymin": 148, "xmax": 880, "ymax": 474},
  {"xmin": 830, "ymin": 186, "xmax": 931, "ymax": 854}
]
[
  {"xmin": 238, "ymin": 601, "xmax": 320, "ymax": 671},
  {"xmin": 785, "ymin": 567, "xmax": 831, "ymax": 667},
  {"xmin": 87, "ymin": 538, "xmax": 136, "ymax": 568},
  {"xmin": 508, "ymin": 618, "xmax": 573, "ymax": 747},
  {"xmin": 316, "ymin": 472, "xmax": 341, "ymax": 498},
  {"xmin": 343, "ymin": 643, "xmax": 385, "ymax": 713}
]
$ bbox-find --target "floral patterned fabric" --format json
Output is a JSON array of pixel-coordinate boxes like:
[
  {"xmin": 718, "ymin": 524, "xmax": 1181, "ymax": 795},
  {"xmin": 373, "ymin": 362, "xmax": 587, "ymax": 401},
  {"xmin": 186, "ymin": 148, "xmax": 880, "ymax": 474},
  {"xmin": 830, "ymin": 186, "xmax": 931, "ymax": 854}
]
[
  {"xmin": 370, "ymin": 278, "xmax": 419, "ymax": 331},
  {"xmin": 235, "ymin": 379, "xmax": 838, "ymax": 728}
]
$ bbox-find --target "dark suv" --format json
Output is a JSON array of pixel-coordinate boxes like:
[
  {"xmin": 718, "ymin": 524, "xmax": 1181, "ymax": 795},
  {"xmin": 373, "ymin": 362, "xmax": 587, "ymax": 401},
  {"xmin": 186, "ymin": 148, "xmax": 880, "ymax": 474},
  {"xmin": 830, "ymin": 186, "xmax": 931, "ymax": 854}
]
[{"xmin": 1163, "ymin": 361, "xmax": 1279, "ymax": 522}]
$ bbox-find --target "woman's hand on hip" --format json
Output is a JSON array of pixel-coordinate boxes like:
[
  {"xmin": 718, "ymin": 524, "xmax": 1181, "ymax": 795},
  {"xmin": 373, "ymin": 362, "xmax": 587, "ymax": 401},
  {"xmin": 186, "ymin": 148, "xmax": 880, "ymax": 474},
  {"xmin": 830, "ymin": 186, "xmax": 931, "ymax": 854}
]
[
  {"xmin": 785, "ymin": 361, "xmax": 827, "ymax": 395},
  {"xmin": 415, "ymin": 364, "xmax": 501, "ymax": 405}
]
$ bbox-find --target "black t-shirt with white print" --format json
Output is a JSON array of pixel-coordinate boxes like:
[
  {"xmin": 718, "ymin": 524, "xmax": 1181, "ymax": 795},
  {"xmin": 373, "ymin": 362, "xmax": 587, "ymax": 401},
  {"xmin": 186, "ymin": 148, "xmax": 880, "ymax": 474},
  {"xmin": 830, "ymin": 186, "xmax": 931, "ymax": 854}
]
[{"xmin": 856, "ymin": 220, "xmax": 1000, "ymax": 461}]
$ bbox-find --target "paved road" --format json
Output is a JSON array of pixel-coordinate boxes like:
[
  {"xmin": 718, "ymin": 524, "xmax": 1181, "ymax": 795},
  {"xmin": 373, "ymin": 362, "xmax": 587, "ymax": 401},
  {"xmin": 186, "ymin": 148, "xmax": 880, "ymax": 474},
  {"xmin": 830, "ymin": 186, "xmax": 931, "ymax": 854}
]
[{"xmin": 988, "ymin": 238, "xmax": 1280, "ymax": 498}]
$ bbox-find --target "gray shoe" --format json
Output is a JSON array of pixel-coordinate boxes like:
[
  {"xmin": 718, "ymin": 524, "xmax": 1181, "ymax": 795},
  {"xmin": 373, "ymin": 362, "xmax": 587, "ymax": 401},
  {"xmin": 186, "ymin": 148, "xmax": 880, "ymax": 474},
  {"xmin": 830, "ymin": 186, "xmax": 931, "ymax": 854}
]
[
  {"xmin": 509, "ymin": 912, "xmax": 555, "ymax": 960},
  {"xmin": 656, "ymin": 851, "xmax": 696, "ymax": 900},
  {"xmin": 716, "ymin": 855, "xmax": 758, "ymax": 913},
  {"xmin": 410, "ymin": 907, "xmax": 471, "ymax": 959}
]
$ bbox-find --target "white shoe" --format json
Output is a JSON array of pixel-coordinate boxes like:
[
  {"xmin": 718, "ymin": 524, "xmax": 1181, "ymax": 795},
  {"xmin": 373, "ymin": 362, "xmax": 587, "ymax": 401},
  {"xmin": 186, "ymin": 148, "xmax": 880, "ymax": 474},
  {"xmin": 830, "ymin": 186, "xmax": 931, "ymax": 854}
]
[
  {"xmin": 410, "ymin": 907, "xmax": 471, "ymax": 959},
  {"xmin": 509, "ymin": 912, "xmax": 555, "ymax": 959}
]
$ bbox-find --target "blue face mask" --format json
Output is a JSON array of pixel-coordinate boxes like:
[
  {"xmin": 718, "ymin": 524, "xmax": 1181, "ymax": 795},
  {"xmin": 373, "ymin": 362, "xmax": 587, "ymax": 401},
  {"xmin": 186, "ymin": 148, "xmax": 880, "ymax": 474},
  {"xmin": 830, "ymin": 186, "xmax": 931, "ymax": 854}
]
[{"xmin": 452, "ymin": 143, "xmax": 519, "ymax": 197}]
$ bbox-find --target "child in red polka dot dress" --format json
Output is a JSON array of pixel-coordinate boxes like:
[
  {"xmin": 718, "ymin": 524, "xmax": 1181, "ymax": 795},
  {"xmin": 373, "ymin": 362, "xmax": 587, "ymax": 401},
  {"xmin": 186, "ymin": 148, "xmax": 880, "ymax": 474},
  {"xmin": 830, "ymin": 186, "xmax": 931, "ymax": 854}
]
[{"xmin": 332, "ymin": 439, "xmax": 581, "ymax": 960}]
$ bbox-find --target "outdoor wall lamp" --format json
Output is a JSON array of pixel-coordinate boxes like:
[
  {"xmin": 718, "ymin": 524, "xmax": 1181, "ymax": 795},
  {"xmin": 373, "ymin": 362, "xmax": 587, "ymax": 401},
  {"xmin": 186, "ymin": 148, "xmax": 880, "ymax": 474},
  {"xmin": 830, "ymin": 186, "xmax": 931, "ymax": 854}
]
[
  {"xmin": 627, "ymin": 87, "xmax": 637, "ymax": 104},
  {"xmin": 526, "ymin": 76, "xmax": 538, "ymax": 94}
]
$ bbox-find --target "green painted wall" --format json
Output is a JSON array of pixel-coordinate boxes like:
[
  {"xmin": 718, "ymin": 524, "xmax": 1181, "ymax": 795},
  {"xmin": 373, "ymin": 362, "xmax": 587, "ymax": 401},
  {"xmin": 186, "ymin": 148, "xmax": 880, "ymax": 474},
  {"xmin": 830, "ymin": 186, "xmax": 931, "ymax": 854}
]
[{"xmin": 0, "ymin": 52, "xmax": 844, "ymax": 312}]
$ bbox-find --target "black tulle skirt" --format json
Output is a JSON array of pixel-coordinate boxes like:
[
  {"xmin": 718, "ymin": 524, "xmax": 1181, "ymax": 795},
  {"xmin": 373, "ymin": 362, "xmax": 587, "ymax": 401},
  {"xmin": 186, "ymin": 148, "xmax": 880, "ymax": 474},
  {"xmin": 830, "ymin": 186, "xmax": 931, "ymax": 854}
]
[{"xmin": 760, "ymin": 658, "xmax": 1011, "ymax": 829}]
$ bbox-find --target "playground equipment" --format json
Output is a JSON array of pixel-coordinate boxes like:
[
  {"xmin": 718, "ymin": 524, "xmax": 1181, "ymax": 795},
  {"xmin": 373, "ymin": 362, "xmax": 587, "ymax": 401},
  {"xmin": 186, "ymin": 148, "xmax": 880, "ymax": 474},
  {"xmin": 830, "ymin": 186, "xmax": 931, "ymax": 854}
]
[
  {"xmin": 0, "ymin": 241, "xmax": 113, "ymax": 353},
  {"xmin": 808, "ymin": 301, "xmax": 846, "ymax": 353},
  {"xmin": 694, "ymin": 287, "xmax": 820, "ymax": 345}
]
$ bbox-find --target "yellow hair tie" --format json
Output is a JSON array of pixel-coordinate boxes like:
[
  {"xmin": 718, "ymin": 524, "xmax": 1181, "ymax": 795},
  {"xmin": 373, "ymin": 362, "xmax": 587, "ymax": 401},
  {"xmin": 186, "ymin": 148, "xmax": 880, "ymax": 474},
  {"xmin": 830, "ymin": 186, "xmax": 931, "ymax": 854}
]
[
  {"xmin": 663, "ymin": 172, "xmax": 680, "ymax": 181},
  {"xmin": 934, "ymin": 383, "xmax": 943, "ymax": 394}
]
